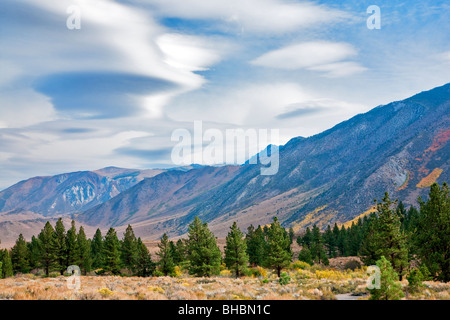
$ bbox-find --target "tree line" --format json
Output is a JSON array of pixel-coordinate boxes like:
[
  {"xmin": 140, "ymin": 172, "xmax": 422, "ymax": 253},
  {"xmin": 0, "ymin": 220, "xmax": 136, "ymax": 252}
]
[{"xmin": 0, "ymin": 182, "xmax": 448, "ymax": 282}]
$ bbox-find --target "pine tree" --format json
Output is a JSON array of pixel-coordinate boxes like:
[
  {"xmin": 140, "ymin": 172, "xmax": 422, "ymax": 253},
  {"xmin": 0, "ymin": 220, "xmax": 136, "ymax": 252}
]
[
  {"xmin": 27, "ymin": 235, "xmax": 41, "ymax": 271},
  {"xmin": 186, "ymin": 216, "xmax": 222, "ymax": 277},
  {"xmin": 323, "ymin": 224, "xmax": 337, "ymax": 258},
  {"xmin": 77, "ymin": 226, "xmax": 92, "ymax": 275},
  {"xmin": 11, "ymin": 234, "xmax": 30, "ymax": 273},
  {"xmin": 297, "ymin": 247, "xmax": 313, "ymax": 265},
  {"xmin": 120, "ymin": 225, "xmax": 138, "ymax": 273},
  {"xmin": 157, "ymin": 233, "xmax": 175, "ymax": 276},
  {"xmin": 297, "ymin": 227, "xmax": 312, "ymax": 249},
  {"xmin": 54, "ymin": 218, "xmax": 67, "ymax": 275},
  {"xmin": 415, "ymin": 182, "xmax": 450, "ymax": 282},
  {"xmin": 37, "ymin": 221, "xmax": 58, "ymax": 276},
  {"xmin": 310, "ymin": 224, "xmax": 329, "ymax": 265},
  {"xmin": 173, "ymin": 239, "xmax": 187, "ymax": 266},
  {"xmin": 103, "ymin": 228, "xmax": 122, "ymax": 275},
  {"xmin": 65, "ymin": 220, "xmax": 79, "ymax": 268},
  {"xmin": 246, "ymin": 225, "xmax": 266, "ymax": 267},
  {"xmin": 224, "ymin": 222, "xmax": 249, "ymax": 278},
  {"xmin": 266, "ymin": 217, "xmax": 292, "ymax": 277},
  {"xmin": 396, "ymin": 201, "xmax": 407, "ymax": 225},
  {"xmin": 360, "ymin": 213, "xmax": 379, "ymax": 265},
  {"xmin": 91, "ymin": 228, "xmax": 104, "ymax": 270},
  {"xmin": 337, "ymin": 225, "xmax": 350, "ymax": 256},
  {"xmin": 135, "ymin": 238, "xmax": 155, "ymax": 277},
  {"xmin": 1, "ymin": 249, "xmax": 13, "ymax": 278},
  {"xmin": 372, "ymin": 192, "xmax": 408, "ymax": 280},
  {"xmin": 369, "ymin": 256, "xmax": 404, "ymax": 300}
]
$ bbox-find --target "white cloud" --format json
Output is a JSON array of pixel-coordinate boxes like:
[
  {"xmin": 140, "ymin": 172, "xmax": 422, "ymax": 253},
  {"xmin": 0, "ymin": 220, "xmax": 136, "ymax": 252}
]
[
  {"xmin": 251, "ymin": 41, "xmax": 366, "ymax": 77},
  {"xmin": 308, "ymin": 61, "xmax": 367, "ymax": 78},
  {"xmin": 142, "ymin": 0, "xmax": 351, "ymax": 34}
]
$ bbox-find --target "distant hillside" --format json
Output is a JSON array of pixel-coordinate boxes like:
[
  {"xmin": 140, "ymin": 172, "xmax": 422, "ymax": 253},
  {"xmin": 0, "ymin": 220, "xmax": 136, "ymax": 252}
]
[{"xmin": 0, "ymin": 167, "xmax": 164, "ymax": 217}]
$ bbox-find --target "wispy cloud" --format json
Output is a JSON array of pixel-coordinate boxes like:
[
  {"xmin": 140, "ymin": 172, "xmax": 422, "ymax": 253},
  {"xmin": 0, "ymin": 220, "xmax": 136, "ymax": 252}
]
[
  {"xmin": 251, "ymin": 41, "xmax": 366, "ymax": 77},
  {"xmin": 140, "ymin": 0, "xmax": 351, "ymax": 34}
]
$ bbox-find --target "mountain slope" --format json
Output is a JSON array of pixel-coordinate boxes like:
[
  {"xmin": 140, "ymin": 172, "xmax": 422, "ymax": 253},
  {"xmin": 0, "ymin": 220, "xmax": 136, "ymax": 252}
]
[
  {"xmin": 0, "ymin": 167, "xmax": 164, "ymax": 216},
  {"xmin": 75, "ymin": 83, "xmax": 449, "ymax": 238}
]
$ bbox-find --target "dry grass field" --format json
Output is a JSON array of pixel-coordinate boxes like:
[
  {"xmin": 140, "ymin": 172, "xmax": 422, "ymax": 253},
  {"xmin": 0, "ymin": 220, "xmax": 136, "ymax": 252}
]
[{"xmin": 1, "ymin": 261, "xmax": 449, "ymax": 300}]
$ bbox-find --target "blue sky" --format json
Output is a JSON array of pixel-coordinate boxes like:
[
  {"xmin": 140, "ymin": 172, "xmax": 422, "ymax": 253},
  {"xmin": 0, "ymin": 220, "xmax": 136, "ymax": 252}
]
[{"xmin": 0, "ymin": 0, "xmax": 449, "ymax": 189}]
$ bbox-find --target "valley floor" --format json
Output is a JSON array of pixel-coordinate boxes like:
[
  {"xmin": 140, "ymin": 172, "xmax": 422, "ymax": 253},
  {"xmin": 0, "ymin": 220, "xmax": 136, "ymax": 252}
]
[{"xmin": 0, "ymin": 266, "xmax": 448, "ymax": 300}]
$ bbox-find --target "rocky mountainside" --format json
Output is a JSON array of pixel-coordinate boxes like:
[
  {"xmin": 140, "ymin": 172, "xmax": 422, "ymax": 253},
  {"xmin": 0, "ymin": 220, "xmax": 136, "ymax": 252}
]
[
  {"xmin": 75, "ymin": 83, "xmax": 450, "ymax": 239},
  {"xmin": 0, "ymin": 167, "xmax": 164, "ymax": 217}
]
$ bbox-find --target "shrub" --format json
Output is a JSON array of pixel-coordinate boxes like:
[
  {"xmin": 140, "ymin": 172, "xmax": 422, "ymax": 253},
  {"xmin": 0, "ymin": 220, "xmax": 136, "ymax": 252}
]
[
  {"xmin": 343, "ymin": 260, "xmax": 362, "ymax": 271},
  {"xmin": 407, "ymin": 268, "xmax": 424, "ymax": 292},
  {"xmin": 220, "ymin": 269, "xmax": 232, "ymax": 277},
  {"xmin": 279, "ymin": 272, "xmax": 291, "ymax": 285},
  {"xmin": 290, "ymin": 261, "xmax": 310, "ymax": 270},
  {"xmin": 98, "ymin": 288, "xmax": 114, "ymax": 298},
  {"xmin": 154, "ymin": 270, "xmax": 164, "ymax": 277},
  {"xmin": 248, "ymin": 266, "xmax": 267, "ymax": 278},
  {"xmin": 369, "ymin": 256, "xmax": 404, "ymax": 300}
]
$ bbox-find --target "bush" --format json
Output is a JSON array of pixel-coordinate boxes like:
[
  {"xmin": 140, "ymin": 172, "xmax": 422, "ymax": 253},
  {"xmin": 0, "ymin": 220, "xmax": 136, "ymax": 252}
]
[
  {"xmin": 290, "ymin": 261, "xmax": 310, "ymax": 270},
  {"xmin": 343, "ymin": 260, "xmax": 362, "ymax": 271},
  {"xmin": 98, "ymin": 288, "xmax": 114, "ymax": 298},
  {"xmin": 248, "ymin": 266, "xmax": 267, "ymax": 278},
  {"xmin": 220, "ymin": 269, "xmax": 232, "ymax": 277},
  {"xmin": 279, "ymin": 272, "xmax": 291, "ymax": 285},
  {"xmin": 369, "ymin": 256, "xmax": 404, "ymax": 300},
  {"xmin": 407, "ymin": 268, "xmax": 424, "ymax": 292},
  {"xmin": 154, "ymin": 270, "xmax": 164, "ymax": 277}
]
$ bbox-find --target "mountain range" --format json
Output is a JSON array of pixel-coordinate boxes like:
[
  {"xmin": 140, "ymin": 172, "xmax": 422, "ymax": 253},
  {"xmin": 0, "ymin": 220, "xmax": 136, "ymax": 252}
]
[{"xmin": 0, "ymin": 83, "xmax": 449, "ymax": 246}]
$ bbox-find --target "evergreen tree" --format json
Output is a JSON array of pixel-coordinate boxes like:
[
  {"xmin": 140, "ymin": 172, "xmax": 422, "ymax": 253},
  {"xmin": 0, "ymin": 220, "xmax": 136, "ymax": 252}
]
[
  {"xmin": 54, "ymin": 218, "xmax": 67, "ymax": 275},
  {"xmin": 11, "ymin": 234, "xmax": 30, "ymax": 273},
  {"xmin": 372, "ymin": 193, "xmax": 409, "ymax": 280},
  {"xmin": 396, "ymin": 201, "xmax": 407, "ymax": 225},
  {"xmin": 1, "ymin": 249, "xmax": 13, "ymax": 278},
  {"xmin": 157, "ymin": 233, "xmax": 175, "ymax": 276},
  {"xmin": 266, "ymin": 217, "xmax": 292, "ymax": 277},
  {"xmin": 103, "ymin": 228, "xmax": 122, "ymax": 275},
  {"xmin": 297, "ymin": 227, "xmax": 312, "ymax": 249},
  {"xmin": 27, "ymin": 235, "xmax": 41, "ymax": 271},
  {"xmin": 37, "ymin": 221, "xmax": 58, "ymax": 276},
  {"xmin": 121, "ymin": 225, "xmax": 138, "ymax": 273},
  {"xmin": 91, "ymin": 228, "xmax": 104, "ymax": 270},
  {"xmin": 246, "ymin": 225, "xmax": 266, "ymax": 267},
  {"xmin": 135, "ymin": 238, "xmax": 155, "ymax": 277},
  {"xmin": 415, "ymin": 182, "xmax": 450, "ymax": 282},
  {"xmin": 297, "ymin": 247, "xmax": 313, "ymax": 265},
  {"xmin": 173, "ymin": 239, "xmax": 187, "ymax": 265},
  {"xmin": 77, "ymin": 226, "xmax": 92, "ymax": 275},
  {"xmin": 323, "ymin": 224, "xmax": 337, "ymax": 258},
  {"xmin": 288, "ymin": 228, "xmax": 295, "ymax": 246},
  {"xmin": 369, "ymin": 256, "xmax": 404, "ymax": 300},
  {"xmin": 310, "ymin": 224, "xmax": 329, "ymax": 265},
  {"xmin": 224, "ymin": 222, "xmax": 249, "ymax": 278},
  {"xmin": 65, "ymin": 220, "xmax": 79, "ymax": 268},
  {"xmin": 186, "ymin": 216, "xmax": 222, "ymax": 277},
  {"xmin": 337, "ymin": 225, "xmax": 350, "ymax": 256},
  {"xmin": 360, "ymin": 214, "xmax": 379, "ymax": 265}
]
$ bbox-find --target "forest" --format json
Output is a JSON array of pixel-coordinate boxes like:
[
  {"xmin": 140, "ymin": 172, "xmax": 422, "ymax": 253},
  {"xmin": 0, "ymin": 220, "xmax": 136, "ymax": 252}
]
[{"xmin": 0, "ymin": 182, "xmax": 448, "ymax": 300}]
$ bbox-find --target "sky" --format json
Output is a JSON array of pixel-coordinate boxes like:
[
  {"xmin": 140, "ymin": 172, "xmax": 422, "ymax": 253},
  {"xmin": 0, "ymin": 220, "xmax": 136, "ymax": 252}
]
[{"xmin": 0, "ymin": 0, "xmax": 449, "ymax": 190}]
